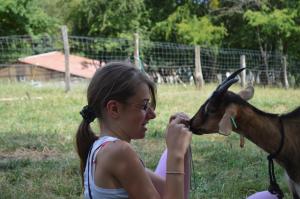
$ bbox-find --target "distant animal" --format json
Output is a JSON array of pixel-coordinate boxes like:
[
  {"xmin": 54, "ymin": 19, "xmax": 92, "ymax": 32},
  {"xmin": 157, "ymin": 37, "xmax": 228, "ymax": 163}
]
[{"xmin": 189, "ymin": 68, "xmax": 300, "ymax": 199}]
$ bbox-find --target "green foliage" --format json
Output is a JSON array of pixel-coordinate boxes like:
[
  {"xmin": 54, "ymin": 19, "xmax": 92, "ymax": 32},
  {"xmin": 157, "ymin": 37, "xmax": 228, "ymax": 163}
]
[
  {"xmin": 72, "ymin": 0, "xmax": 148, "ymax": 37},
  {"xmin": 177, "ymin": 16, "xmax": 227, "ymax": 46},
  {"xmin": 244, "ymin": 8, "xmax": 298, "ymax": 38},
  {"xmin": 0, "ymin": 0, "xmax": 59, "ymax": 36},
  {"xmin": 209, "ymin": 0, "xmax": 220, "ymax": 9},
  {"xmin": 144, "ymin": 0, "xmax": 180, "ymax": 26},
  {"xmin": 32, "ymin": 0, "xmax": 82, "ymax": 32},
  {"xmin": 0, "ymin": 34, "xmax": 59, "ymax": 64},
  {"xmin": 244, "ymin": 5, "xmax": 300, "ymax": 54},
  {"xmin": 2, "ymin": 0, "xmax": 300, "ymax": 69},
  {"xmin": 0, "ymin": 38, "xmax": 33, "ymax": 63},
  {"xmin": 151, "ymin": 4, "xmax": 226, "ymax": 46},
  {"xmin": 151, "ymin": 5, "xmax": 191, "ymax": 42}
]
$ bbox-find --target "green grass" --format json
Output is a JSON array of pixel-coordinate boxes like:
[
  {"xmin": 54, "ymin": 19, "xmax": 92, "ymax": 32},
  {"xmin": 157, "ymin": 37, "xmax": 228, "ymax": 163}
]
[{"xmin": 0, "ymin": 82, "xmax": 299, "ymax": 199}]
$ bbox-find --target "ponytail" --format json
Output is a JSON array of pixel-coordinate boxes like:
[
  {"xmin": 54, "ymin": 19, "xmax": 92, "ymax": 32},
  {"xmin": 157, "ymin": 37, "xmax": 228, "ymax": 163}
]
[{"xmin": 75, "ymin": 120, "xmax": 98, "ymax": 185}]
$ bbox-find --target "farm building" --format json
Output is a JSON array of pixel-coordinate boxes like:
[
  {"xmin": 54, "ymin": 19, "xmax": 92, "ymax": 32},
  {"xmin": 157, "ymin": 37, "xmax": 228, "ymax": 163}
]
[{"xmin": 0, "ymin": 51, "xmax": 104, "ymax": 81}]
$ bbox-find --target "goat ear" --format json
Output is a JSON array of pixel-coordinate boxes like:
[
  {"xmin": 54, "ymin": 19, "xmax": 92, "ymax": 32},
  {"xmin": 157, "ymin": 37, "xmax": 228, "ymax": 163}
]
[
  {"xmin": 238, "ymin": 86, "xmax": 254, "ymax": 101},
  {"xmin": 218, "ymin": 105, "xmax": 237, "ymax": 136}
]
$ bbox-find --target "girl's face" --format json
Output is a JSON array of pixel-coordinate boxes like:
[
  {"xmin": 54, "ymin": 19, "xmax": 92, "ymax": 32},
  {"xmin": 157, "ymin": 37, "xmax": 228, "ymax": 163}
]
[{"xmin": 119, "ymin": 83, "xmax": 156, "ymax": 140}]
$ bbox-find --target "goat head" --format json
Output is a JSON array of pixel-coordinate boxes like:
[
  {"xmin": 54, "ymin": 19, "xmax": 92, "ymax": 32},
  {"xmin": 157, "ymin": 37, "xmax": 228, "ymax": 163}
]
[{"xmin": 189, "ymin": 68, "xmax": 254, "ymax": 136}]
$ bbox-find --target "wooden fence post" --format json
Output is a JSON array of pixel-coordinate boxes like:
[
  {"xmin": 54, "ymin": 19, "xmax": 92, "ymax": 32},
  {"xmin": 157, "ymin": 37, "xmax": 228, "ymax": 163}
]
[
  {"xmin": 8, "ymin": 66, "xmax": 11, "ymax": 81},
  {"xmin": 240, "ymin": 55, "xmax": 246, "ymax": 87},
  {"xmin": 282, "ymin": 55, "xmax": 289, "ymax": 89},
  {"xmin": 134, "ymin": 33, "xmax": 140, "ymax": 69},
  {"xmin": 194, "ymin": 45, "xmax": 204, "ymax": 88},
  {"xmin": 61, "ymin": 25, "xmax": 71, "ymax": 92}
]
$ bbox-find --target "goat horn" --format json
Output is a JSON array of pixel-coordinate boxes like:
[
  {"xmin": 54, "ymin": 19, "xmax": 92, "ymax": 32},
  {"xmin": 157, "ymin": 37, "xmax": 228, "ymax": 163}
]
[
  {"xmin": 216, "ymin": 67, "xmax": 245, "ymax": 91},
  {"xmin": 209, "ymin": 68, "xmax": 245, "ymax": 101},
  {"xmin": 209, "ymin": 78, "xmax": 239, "ymax": 102},
  {"xmin": 218, "ymin": 78, "xmax": 239, "ymax": 93}
]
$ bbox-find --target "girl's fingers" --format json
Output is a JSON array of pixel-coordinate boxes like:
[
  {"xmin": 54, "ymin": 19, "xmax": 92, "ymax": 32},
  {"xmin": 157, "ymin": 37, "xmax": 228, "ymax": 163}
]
[
  {"xmin": 169, "ymin": 113, "xmax": 190, "ymax": 127},
  {"xmin": 169, "ymin": 116, "xmax": 181, "ymax": 125}
]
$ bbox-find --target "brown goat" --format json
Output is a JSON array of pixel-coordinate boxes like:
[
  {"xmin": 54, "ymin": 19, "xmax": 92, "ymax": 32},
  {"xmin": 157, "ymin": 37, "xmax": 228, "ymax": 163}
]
[{"xmin": 189, "ymin": 69, "xmax": 300, "ymax": 199}]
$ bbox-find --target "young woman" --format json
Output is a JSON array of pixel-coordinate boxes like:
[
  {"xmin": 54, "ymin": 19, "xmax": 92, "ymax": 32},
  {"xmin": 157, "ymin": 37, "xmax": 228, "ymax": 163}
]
[{"xmin": 75, "ymin": 62, "xmax": 192, "ymax": 199}]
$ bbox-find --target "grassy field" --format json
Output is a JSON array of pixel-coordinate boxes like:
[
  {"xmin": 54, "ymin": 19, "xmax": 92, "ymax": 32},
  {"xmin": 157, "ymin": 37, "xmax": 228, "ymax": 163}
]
[{"xmin": 0, "ymin": 81, "xmax": 299, "ymax": 199}]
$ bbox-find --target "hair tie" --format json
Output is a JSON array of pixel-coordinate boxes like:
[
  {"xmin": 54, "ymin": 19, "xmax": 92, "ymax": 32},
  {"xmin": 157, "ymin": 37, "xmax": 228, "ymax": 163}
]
[{"xmin": 80, "ymin": 105, "xmax": 96, "ymax": 123}]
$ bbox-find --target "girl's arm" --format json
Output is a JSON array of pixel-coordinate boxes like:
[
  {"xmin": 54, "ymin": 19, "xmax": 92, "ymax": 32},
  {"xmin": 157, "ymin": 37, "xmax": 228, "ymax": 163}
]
[
  {"xmin": 146, "ymin": 168, "xmax": 165, "ymax": 198},
  {"xmin": 108, "ymin": 141, "xmax": 161, "ymax": 199}
]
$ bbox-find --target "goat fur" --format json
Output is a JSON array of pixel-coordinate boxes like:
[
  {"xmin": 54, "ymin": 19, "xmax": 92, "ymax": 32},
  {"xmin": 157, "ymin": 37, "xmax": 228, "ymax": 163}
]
[{"xmin": 190, "ymin": 86, "xmax": 300, "ymax": 198}]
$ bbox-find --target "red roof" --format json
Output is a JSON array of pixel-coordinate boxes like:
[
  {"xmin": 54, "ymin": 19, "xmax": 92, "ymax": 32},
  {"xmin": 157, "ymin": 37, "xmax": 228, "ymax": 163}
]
[{"xmin": 18, "ymin": 51, "xmax": 104, "ymax": 79}]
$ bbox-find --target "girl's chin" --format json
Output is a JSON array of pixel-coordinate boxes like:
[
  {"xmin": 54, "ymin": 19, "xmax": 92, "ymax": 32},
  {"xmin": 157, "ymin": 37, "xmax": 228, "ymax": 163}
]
[
  {"xmin": 137, "ymin": 128, "xmax": 147, "ymax": 139},
  {"xmin": 134, "ymin": 134, "xmax": 145, "ymax": 140}
]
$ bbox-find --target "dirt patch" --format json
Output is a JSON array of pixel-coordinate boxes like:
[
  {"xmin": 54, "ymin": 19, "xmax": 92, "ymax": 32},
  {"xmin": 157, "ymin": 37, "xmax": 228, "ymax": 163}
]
[{"xmin": 0, "ymin": 146, "xmax": 59, "ymax": 161}]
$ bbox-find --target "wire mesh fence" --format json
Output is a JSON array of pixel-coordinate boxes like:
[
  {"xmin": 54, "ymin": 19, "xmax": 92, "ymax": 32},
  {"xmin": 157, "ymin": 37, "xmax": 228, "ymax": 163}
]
[{"xmin": 0, "ymin": 33, "xmax": 300, "ymax": 88}]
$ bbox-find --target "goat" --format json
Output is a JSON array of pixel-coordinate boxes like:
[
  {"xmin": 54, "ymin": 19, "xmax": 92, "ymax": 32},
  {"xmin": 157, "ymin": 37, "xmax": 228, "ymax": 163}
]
[{"xmin": 189, "ymin": 68, "xmax": 300, "ymax": 199}]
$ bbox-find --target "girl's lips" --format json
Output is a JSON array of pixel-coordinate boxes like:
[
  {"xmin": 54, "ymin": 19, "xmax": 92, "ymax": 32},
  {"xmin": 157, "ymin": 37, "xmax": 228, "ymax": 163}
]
[{"xmin": 142, "ymin": 122, "xmax": 148, "ymax": 131}]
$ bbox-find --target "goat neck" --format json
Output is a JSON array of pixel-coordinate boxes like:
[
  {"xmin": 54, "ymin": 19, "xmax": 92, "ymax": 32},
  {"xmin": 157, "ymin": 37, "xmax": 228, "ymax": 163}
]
[
  {"xmin": 234, "ymin": 104, "xmax": 283, "ymax": 159},
  {"xmin": 234, "ymin": 104, "xmax": 300, "ymax": 182}
]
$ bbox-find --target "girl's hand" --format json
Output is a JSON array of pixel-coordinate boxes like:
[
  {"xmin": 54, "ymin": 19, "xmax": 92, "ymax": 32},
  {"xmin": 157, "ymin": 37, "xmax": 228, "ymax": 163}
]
[
  {"xmin": 166, "ymin": 113, "xmax": 192, "ymax": 158},
  {"xmin": 168, "ymin": 112, "xmax": 190, "ymax": 127}
]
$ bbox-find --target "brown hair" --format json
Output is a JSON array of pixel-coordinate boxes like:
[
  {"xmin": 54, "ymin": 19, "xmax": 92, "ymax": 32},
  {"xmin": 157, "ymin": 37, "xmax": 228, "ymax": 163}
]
[{"xmin": 75, "ymin": 61, "xmax": 156, "ymax": 184}]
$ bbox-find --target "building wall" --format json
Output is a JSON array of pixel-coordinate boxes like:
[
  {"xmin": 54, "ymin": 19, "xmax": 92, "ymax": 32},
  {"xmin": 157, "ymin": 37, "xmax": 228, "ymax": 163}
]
[{"xmin": 0, "ymin": 65, "xmax": 65, "ymax": 81}]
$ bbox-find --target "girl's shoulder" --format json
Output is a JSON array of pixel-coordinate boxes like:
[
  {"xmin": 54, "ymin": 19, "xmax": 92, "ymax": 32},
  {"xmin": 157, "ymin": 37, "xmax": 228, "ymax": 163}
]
[
  {"xmin": 95, "ymin": 137, "xmax": 138, "ymax": 165},
  {"xmin": 102, "ymin": 139, "xmax": 136, "ymax": 159}
]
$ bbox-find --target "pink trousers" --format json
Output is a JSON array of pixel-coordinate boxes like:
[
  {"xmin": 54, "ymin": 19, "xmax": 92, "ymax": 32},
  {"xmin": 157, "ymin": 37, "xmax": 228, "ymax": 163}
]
[
  {"xmin": 155, "ymin": 149, "xmax": 191, "ymax": 199},
  {"xmin": 154, "ymin": 149, "xmax": 278, "ymax": 199}
]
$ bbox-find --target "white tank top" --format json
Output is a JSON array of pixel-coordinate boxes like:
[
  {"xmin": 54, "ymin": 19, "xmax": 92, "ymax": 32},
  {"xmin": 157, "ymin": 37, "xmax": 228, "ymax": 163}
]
[{"xmin": 83, "ymin": 136, "xmax": 129, "ymax": 199}]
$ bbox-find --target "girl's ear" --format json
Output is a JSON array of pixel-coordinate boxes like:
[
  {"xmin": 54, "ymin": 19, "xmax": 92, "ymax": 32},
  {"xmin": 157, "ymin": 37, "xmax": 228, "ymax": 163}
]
[{"xmin": 106, "ymin": 100, "xmax": 121, "ymax": 119}]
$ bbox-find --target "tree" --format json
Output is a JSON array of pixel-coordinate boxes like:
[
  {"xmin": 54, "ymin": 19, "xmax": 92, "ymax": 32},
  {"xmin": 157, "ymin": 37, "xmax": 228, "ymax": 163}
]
[
  {"xmin": 35, "ymin": 0, "xmax": 82, "ymax": 31},
  {"xmin": 244, "ymin": 8, "xmax": 299, "ymax": 54},
  {"xmin": 72, "ymin": 0, "xmax": 148, "ymax": 38},
  {"xmin": 150, "ymin": 5, "xmax": 190, "ymax": 42},
  {"xmin": 0, "ymin": 0, "xmax": 58, "ymax": 36},
  {"xmin": 207, "ymin": 0, "xmax": 264, "ymax": 49},
  {"xmin": 177, "ymin": 16, "xmax": 226, "ymax": 46},
  {"xmin": 244, "ymin": 6, "xmax": 300, "ymax": 84},
  {"xmin": 151, "ymin": 4, "xmax": 226, "ymax": 45},
  {"xmin": 144, "ymin": 0, "xmax": 181, "ymax": 27}
]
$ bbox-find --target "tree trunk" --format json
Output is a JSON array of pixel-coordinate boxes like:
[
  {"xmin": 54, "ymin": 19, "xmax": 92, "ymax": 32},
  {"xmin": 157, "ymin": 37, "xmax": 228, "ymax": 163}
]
[{"xmin": 256, "ymin": 28, "xmax": 269, "ymax": 86}]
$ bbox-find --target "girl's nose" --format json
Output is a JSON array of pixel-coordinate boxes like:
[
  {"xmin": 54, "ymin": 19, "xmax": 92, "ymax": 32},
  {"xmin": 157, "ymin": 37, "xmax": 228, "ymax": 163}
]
[{"xmin": 147, "ymin": 107, "xmax": 156, "ymax": 119}]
